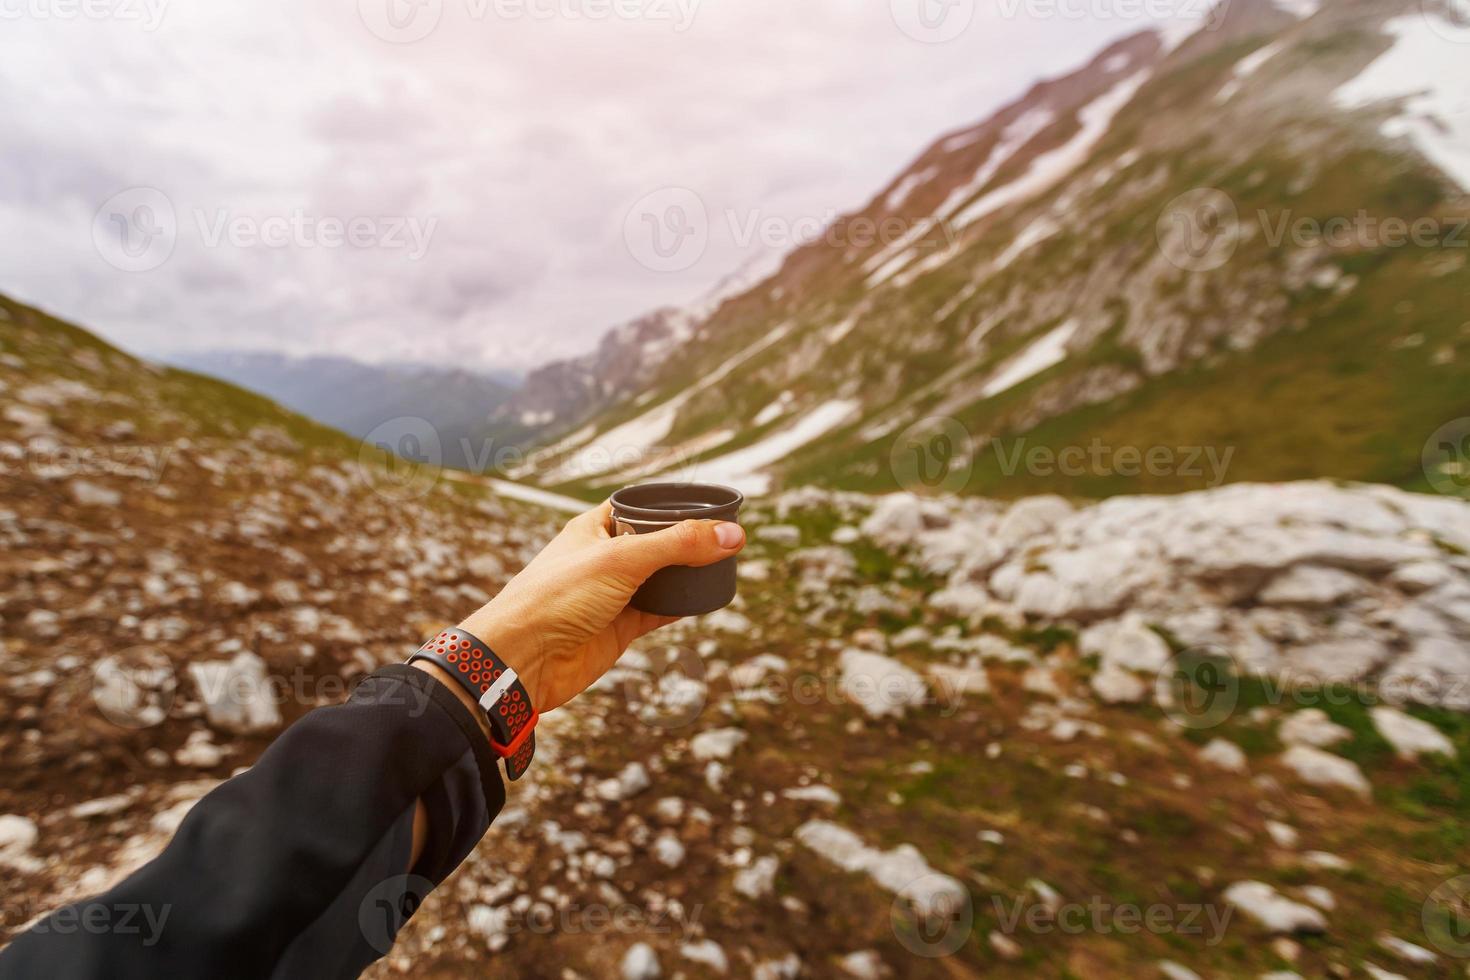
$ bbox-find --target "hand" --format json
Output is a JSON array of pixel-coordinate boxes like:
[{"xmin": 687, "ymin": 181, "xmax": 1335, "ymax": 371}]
[{"xmin": 447, "ymin": 500, "xmax": 745, "ymax": 713}]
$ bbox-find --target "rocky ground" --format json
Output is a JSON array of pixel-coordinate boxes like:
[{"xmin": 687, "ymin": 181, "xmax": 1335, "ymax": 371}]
[{"xmin": 3, "ymin": 299, "xmax": 1470, "ymax": 978}]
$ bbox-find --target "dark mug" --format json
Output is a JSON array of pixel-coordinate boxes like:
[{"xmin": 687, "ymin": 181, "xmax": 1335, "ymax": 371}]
[{"xmin": 609, "ymin": 482, "xmax": 744, "ymax": 617}]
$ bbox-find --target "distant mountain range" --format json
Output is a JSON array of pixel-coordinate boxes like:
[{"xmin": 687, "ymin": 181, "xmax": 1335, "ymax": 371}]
[
  {"xmin": 507, "ymin": 0, "xmax": 1470, "ymax": 499},
  {"xmin": 170, "ymin": 351, "xmax": 520, "ymax": 472}
]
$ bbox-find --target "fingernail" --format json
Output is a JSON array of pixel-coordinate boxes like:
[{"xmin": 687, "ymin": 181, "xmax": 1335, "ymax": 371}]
[{"xmin": 714, "ymin": 522, "xmax": 744, "ymax": 549}]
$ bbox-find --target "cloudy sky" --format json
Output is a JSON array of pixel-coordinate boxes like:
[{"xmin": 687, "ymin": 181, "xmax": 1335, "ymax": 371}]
[{"xmin": 0, "ymin": 0, "xmax": 1198, "ymax": 371}]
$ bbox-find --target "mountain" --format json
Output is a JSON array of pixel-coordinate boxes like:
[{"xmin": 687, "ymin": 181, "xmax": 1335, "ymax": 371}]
[
  {"xmin": 169, "ymin": 350, "xmax": 519, "ymax": 472},
  {"xmin": 5, "ymin": 292, "xmax": 1469, "ymax": 979},
  {"xmin": 514, "ymin": 0, "xmax": 1470, "ymax": 500},
  {"xmin": 486, "ymin": 252, "xmax": 785, "ymax": 448}
]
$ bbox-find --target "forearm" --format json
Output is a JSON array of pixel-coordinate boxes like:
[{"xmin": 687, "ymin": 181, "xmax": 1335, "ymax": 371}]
[{"xmin": 0, "ymin": 666, "xmax": 504, "ymax": 980}]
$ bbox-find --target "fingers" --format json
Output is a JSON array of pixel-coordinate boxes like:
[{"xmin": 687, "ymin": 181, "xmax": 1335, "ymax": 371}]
[
  {"xmin": 564, "ymin": 500, "xmax": 613, "ymax": 539},
  {"xmin": 607, "ymin": 519, "xmax": 745, "ymax": 579}
]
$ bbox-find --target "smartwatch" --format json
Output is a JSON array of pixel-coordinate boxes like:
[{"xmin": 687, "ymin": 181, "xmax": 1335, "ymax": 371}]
[{"xmin": 408, "ymin": 627, "xmax": 538, "ymax": 780}]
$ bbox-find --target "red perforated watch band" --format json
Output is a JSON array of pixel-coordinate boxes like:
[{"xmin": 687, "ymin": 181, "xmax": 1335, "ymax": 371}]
[{"xmin": 408, "ymin": 627, "xmax": 537, "ymax": 781}]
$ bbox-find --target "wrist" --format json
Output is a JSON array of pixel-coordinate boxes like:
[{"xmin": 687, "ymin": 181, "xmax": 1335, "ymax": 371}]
[{"xmin": 458, "ymin": 603, "xmax": 547, "ymax": 709}]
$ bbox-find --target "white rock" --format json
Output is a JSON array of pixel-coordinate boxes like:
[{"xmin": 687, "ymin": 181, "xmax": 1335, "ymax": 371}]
[
  {"xmin": 1158, "ymin": 962, "xmax": 1203, "ymax": 980},
  {"xmin": 1222, "ymin": 881, "xmax": 1327, "ymax": 934},
  {"xmin": 927, "ymin": 583, "xmax": 992, "ymax": 621},
  {"xmin": 1298, "ymin": 885, "xmax": 1335, "ymax": 911},
  {"xmin": 1079, "ymin": 614, "xmax": 1172, "ymax": 673},
  {"xmin": 68, "ymin": 794, "xmax": 134, "ymax": 820},
  {"xmin": 175, "ymin": 730, "xmax": 224, "ymax": 768},
  {"xmin": 838, "ymin": 649, "xmax": 928, "ymax": 719},
  {"xmin": 188, "ymin": 652, "xmax": 282, "ymax": 734},
  {"xmin": 704, "ymin": 761, "xmax": 726, "ymax": 792},
  {"xmin": 733, "ymin": 855, "xmax": 779, "ymax": 900},
  {"xmin": 837, "ymin": 950, "xmax": 886, "ymax": 979},
  {"xmin": 679, "ymin": 939, "xmax": 728, "ymax": 974},
  {"xmin": 752, "ymin": 953, "xmax": 801, "ymax": 980},
  {"xmin": 691, "ymin": 728, "xmax": 748, "ymax": 762},
  {"xmin": 1380, "ymin": 636, "xmax": 1470, "ymax": 710},
  {"xmin": 1091, "ymin": 663, "xmax": 1147, "ymax": 704},
  {"xmin": 782, "ymin": 785, "xmax": 842, "ymax": 806},
  {"xmin": 1301, "ymin": 851, "xmax": 1350, "ymax": 871},
  {"xmin": 1361, "ymin": 963, "xmax": 1409, "ymax": 980},
  {"xmin": 1199, "ymin": 738, "xmax": 1248, "ymax": 773},
  {"xmin": 0, "ymin": 815, "xmax": 40, "ymax": 872},
  {"xmin": 1023, "ymin": 666, "xmax": 1063, "ymax": 698},
  {"xmin": 755, "ymin": 524, "xmax": 802, "ymax": 546},
  {"xmin": 1370, "ymin": 706, "xmax": 1455, "ymax": 760},
  {"xmin": 1278, "ymin": 709, "xmax": 1351, "ymax": 748},
  {"xmin": 69, "ymin": 480, "xmax": 121, "ymax": 507},
  {"xmin": 596, "ymin": 762, "xmax": 652, "ymax": 802},
  {"xmin": 927, "ymin": 662, "xmax": 990, "ymax": 698},
  {"xmin": 989, "ymin": 931, "xmax": 1023, "ymax": 960},
  {"xmin": 794, "ymin": 820, "xmax": 965, "ymax": 919},
  {"xmin": 1284, "ymin": 637, "xmax": 1392, "ymax": 684},
  {"xmin": 467, "ymin": 904, "xmax": 512, "ymax": 952},
  {"xmin": 1279, "ymin": 746, "xmax": 1371, "ymax": 799},
  {"xmin": 1259, "ymin": 565, "xmax": 1366, "ymax": 606},
  {"xmin": 621, "ymin": 942, "xmax": 661, "ymax": 980},
  {"xmin": 651, "ymin": 831, "xmax": 685, "ymax": 869},
  {"xmin": 1376, "ymin": 933, "xmax": 1438, "ymax": 965},
  {"xmin": 728, "ymin": 654, "xmax": 789, "ymax": 689},
  {"xmin": 653, "ymin": 797, "xmax": 686, "ymax": 824},
  {"xmin": 1264, "ymin": 821, "xmax": 1299, "ymax": 849}
]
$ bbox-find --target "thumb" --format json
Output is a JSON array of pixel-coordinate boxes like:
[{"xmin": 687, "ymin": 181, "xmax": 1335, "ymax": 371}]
[{"xmin": 610, "ymin": 520, "xmax": 745, "ymax": 579}]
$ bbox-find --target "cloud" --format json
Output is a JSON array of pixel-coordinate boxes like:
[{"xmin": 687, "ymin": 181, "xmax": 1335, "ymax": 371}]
[{"xmin": 0, "ymin": 0, "xmax": 1190, "ymax": 370}]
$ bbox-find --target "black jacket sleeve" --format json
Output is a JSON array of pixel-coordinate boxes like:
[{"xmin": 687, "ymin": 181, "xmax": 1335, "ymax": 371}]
[{"xmin": 0, "ymin": 664, "xmax": 505, "ymax": 980}]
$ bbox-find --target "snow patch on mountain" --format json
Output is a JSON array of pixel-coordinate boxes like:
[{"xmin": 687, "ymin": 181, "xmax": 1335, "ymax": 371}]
[
  {"xmin": 953, "ymin": 71, "xmax": 1151, "ymax": 230},
  {"xmin": 539, "ymin": 322, "xmax": 796, "ymax": 482},
  {"xmin": 981, "ymin": 319, "xmax": 1078, "ymax": 399},
  {"xmin": 660, "ymin": 399, "xmax": 859, "ymax": 495},
  {"xmin": 1274, "ymin": 0, "xmax": 1322, "ymax": 18},
  {"xmin": 1334, "ymin": 14, "xmax": 1470, "ymax": 190},
  {"xmin": 885, "ymin": 166, "xmax": 939, "ymax": 212},
  {"xmin": 863, "ymin": 107, "xmax": 1056, "ymax": 285},
  {"xmin": 1216, "ymin": 40, "xmax": 1289, "ymax": 104}
]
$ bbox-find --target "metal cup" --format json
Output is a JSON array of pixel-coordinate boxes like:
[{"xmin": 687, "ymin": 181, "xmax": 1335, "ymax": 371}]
[{"xmin": 609, "ymin": 482, "xmax": 744, "ymax": 617}]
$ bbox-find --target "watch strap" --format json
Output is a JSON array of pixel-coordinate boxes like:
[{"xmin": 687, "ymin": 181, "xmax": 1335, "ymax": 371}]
[{"xmin": 408, "ymin": 627, "xmax": 537, "ymax": 780}]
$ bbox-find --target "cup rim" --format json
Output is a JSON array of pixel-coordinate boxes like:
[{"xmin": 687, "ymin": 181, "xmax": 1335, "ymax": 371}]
[{"xmin": 610, "ymin": 482, "xmax": 744, "ymax": 523}]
